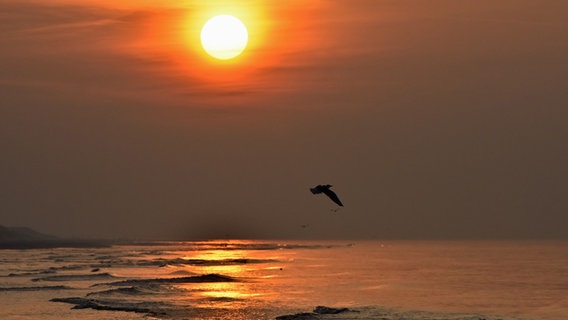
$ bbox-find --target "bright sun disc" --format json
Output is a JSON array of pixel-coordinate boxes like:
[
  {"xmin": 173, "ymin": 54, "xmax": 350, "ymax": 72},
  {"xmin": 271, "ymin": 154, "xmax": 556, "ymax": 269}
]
[{"xmin": 201, "ymin": 15, "xmax": 248, "ymax": 60}]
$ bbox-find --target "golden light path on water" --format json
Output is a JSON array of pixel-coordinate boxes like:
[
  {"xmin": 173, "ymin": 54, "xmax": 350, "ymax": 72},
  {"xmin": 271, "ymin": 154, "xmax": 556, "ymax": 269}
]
[
  {"xmin": 177, "ymin": 241, "xmax": 299, "ymax": 312},
  {"xmin": 182, "ymin": 248, "xmax": 262, "ymax": 304}
]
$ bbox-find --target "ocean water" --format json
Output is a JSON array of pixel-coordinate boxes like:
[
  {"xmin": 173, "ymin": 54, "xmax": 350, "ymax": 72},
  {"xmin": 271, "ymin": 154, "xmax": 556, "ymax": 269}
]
[{"xmin": 1, "ymin": 240, "xmax": 566, "ymax": 320}]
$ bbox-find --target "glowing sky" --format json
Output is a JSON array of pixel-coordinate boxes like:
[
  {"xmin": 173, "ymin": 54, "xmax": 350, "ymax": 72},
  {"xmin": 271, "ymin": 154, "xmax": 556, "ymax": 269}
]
[{"xmin": 1, "ymin": 0, "xmax": 567, "ymax": 239}]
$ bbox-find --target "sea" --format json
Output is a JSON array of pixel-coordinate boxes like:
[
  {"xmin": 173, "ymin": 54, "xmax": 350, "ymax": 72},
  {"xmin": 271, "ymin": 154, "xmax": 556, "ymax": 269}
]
[{"xmin": 1, "ymin": 240, "xmax": 566, "ymax": 320}]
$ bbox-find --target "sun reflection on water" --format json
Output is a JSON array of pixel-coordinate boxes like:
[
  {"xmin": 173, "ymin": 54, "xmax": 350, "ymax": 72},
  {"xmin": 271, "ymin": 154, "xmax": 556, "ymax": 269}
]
[{"xmin": 172, "ymin": 240, "xmax": 286, "ymax": 312}]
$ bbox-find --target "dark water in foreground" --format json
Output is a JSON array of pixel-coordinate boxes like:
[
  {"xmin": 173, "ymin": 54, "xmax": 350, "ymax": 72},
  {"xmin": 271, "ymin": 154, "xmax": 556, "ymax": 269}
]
[{"xmin": 1, "ymin": 240, "xmax": 566, "ymax": 320}]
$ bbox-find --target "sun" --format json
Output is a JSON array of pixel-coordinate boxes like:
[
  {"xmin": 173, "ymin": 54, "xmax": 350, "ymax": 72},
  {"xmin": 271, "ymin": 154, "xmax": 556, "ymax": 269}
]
[{"xmin": 200, "ymin": 15, "xmax": 248, "ymax": 60}]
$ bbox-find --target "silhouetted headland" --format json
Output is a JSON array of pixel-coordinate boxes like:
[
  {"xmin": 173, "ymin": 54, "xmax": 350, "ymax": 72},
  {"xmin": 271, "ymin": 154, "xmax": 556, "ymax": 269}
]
[{"xmin": 0, "ymin": 225, "xmax": 111, "ymax": 249}]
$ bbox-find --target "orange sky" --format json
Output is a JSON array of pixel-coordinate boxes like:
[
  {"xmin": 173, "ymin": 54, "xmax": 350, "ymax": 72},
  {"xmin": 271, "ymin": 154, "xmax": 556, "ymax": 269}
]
[{"xmin": 1, "ymin": 0, "xmax": 568, "ymax": 239}]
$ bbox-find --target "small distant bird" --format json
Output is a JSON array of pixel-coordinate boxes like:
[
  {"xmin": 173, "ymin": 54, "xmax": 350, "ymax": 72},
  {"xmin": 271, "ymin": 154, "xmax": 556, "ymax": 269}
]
[{"xmin": 310, "ymin": 184, "xmax": 344, "ymax": 207}]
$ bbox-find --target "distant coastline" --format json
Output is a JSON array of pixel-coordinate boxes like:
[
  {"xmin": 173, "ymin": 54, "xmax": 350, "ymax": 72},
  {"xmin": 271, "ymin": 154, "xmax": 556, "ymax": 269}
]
[{"xmin": 0, "ymin": 225, "xmax": 111, "ymax": 249}]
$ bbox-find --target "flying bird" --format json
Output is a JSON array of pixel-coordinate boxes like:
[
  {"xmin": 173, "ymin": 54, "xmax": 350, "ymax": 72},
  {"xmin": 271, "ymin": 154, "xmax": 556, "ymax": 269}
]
[{"xmin": 310, "ymin": 184, "xmax": 344, "ymax": 207}]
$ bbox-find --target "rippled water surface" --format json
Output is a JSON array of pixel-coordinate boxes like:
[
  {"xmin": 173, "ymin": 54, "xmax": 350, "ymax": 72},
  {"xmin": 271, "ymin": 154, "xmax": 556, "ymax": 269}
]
[{"xmin": 1, "ymin": 240, "xmax": 567, "ymax": 320}]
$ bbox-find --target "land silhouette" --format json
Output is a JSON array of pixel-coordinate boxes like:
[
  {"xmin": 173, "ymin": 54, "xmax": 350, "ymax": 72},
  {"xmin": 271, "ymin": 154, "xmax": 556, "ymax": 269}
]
[{"xmin": 0, "ymin": 225, "xmax": 110, "ymax": 249}]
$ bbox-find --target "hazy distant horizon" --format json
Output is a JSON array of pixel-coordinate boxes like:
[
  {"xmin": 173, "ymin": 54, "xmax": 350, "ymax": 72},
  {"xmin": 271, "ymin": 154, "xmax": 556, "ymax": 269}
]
[{"xmin": 2, "ymin": 223, "xmax": 566, "ymax": 242}]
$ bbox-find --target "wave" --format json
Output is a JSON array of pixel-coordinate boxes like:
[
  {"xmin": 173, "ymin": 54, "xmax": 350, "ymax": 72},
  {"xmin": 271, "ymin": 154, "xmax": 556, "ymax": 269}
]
[
  {"xmin": 5, "ymin": 266, "xmax": 108, "ymax": 278},
  {"xmin": 277, "ymin": 306, "xmax": 502, "ymax": 320},
  {"xmin": 50, "ymin": 273, "xmax": 240, "ymax": 318},
  {"xmin": 142, "ymin": 257, "xmax": 278, "ymax": 267},
  {"xmin": 32, "ymin": 272, "xmax": 117, "ymax": 282},
  {"xmin": 87, "ymin": 287, "xmax": 147, "ymax": 296},
  {"xmin": 80, "ymin": 257, "xmax": 278, "ymax": 269},
  {"xmin": 87, "ymin": 283, "xmax": 186, "ymax": 296},
  {"xmin": 50, "ymin": 297, "xmax": 168, "ymax": 316},
  {"xmin": 51, "ymin": 297, "xmax": 253, "ymax": 319},
  {"xmin": 168, "ymin": 270, "xmax": 196, "ymax": 276},
  {"xmin": 5, "ymin": 269, "xmax": 57, "ymax": 277},
  {"xmin": 104, "ymin": 273, "xmax": 237, "ymax": 287},
  {"xmin": 0, "ymin": 285, "xmax": 73, "ymax": 291}
]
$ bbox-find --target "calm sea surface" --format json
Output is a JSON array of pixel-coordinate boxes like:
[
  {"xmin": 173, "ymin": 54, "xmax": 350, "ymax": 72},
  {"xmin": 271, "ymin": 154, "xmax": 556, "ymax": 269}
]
[{"xmin": 1, "ymin": 240, "xmax": 566, "ymax": 320}]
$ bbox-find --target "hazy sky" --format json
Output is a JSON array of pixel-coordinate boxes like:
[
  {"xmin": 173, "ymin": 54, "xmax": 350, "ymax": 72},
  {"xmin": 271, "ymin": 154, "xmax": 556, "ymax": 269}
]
[{"xmin": 1, "ymin": 0, "xmax": 567, "ymax": 240}]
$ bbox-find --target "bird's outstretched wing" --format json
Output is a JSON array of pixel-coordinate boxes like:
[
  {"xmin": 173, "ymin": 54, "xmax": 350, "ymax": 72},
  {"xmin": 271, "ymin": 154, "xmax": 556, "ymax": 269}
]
[
  {"xmin": 322, "ymin": 189, "xmax": 343, "ymax": 207},
  {"xmin": 310, "ymin": 186, "xmax": 323, "ymax": 194}
]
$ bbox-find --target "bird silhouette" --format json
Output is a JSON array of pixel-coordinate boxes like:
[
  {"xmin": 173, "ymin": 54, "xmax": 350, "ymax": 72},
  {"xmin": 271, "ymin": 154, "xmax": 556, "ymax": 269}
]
[{"xmin": 310, "ymin": 184, "xmax": 344, "ymax": 207}]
